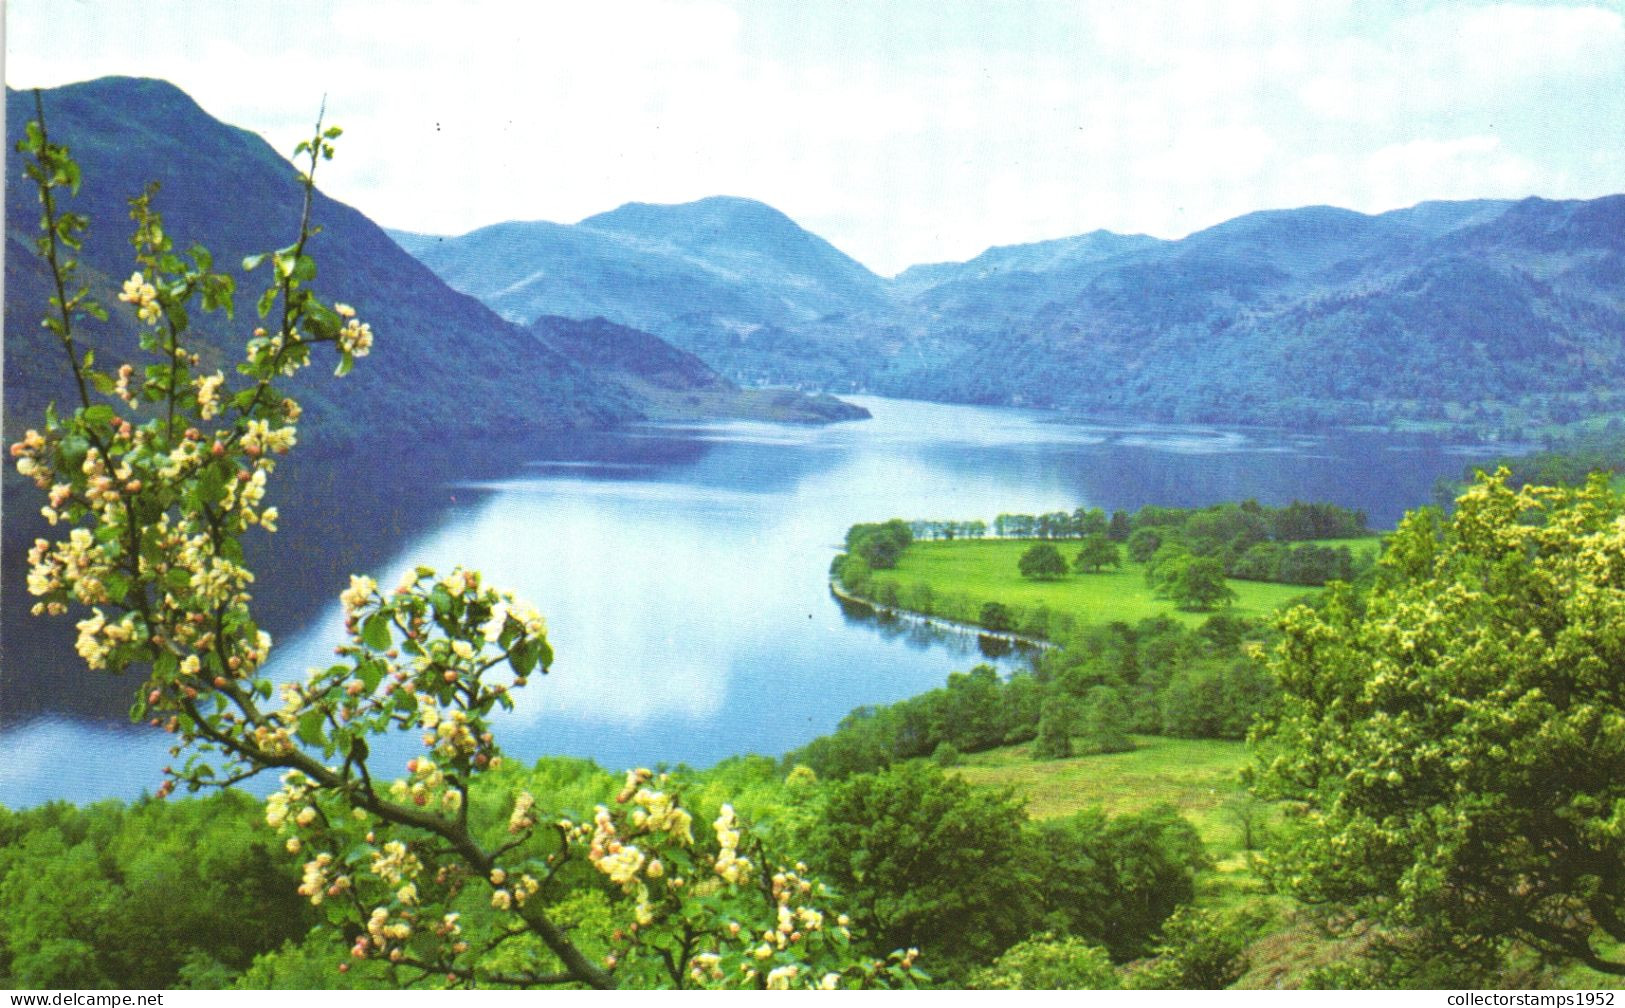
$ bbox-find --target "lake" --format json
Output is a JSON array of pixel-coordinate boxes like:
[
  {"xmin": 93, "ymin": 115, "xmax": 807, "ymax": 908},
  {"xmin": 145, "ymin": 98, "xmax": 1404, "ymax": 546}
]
[{"xmin": 0, "ymin": 395, "xmax": 1520, "ymax": 806}]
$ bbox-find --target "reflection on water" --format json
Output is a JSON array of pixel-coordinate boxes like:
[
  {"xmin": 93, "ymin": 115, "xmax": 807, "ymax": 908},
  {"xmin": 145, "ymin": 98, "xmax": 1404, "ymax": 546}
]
[{"xmin": 0, "ymin": 396, "xmax": 1523, "ymax": 806}]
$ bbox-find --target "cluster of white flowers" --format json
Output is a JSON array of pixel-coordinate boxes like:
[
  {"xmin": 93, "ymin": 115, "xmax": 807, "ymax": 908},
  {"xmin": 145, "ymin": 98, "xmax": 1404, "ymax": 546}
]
[
  {"xmin": 188, "ymin": 553, "xmax": 255, "ymax": 609},
  {"xmin": 193, "ymin": 371, "xmax": 225, "ymax": 419},
  {"xmin": 265, "ymin": 771, "xmax": 316, "ymax": 831},
  {"xmin": 73, "ymin": 609, "xmax": 111, "ymax": 668},
  {"xmin": 28, "ymin": 527, "xmax": 111, "ymax": 608},
  {"xmin": 507, "ymin": 791, "xmax": 537, "ymax": 834},
  {"xmin": 76, "ymin": 448, "xmax": 138, "ymax": 514},
  {"xmin": 713, "ymin": 804, "xmax": 752, "ymax": 886},
  {"xmin": 370, "ymin": 840, "xmax": 424, "ymax": 886},
  {"xmin": 590, "ymin": 805, "xmax": 647, "ymax": 886},
  {"xmin": 10, "ymin": 429, "xmax": 51, "ymax": 488},
  {"xmin": 156, "ymin": 438, "xmax": 200, "ymax": 481},
  {"xmin": 241, "ymin": 418, "xmax": 297, "ymax": 456},
  {"xmin": 296, "ymin": 852, "xmax": 352, "ymax": 906},
  {"xmin": 363, "ymin": 906, "xmax": 412, "ymax": 962},
  {"xmin": 688, "ymin": 951, "xmax": 724, "ymax": 985},
  {"xmin": 388, "ymin": 756, "xmax": 460, "ymax": 812},
  {"xmin": 433, "ymin": 707, "xmax": 478, "ymax": 757},
  {"xmin": 629, "ymin": 781, "xmax": 695, "ymax": 845},
  {"xmin": 338, "ymin": 316, "xmax": 374, "ymax": 358},
  {"xmin": 247, "ymin": 722, "xmax": 293, "ymax": 756},
  {"xmin": 765, "ymin": 964, "xmax": 799, "ymax": 990},
  {"xmin": 112, "ymin": 363, "xmax": 137, "ymax": 404},
  {"xmin": 486, "ymin": 866, "xmax": 541, "ymax": 911},
  {"xmin": 340, "ymin": 574, "xmax": 376, "ymax": 614},
  {"xmin": 244, "ymin": 325, "xmax": 310, "ymax": 377},
  {"xmin": 118, "ymin": 272, "xmax": 161, "ymax": 325}
]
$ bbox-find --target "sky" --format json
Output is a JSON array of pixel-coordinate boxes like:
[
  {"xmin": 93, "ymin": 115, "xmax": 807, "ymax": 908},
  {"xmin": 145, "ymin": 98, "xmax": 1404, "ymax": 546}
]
[{"xmin": 8, "ymin": 0, "xmax": 1625, "ymax": 276}]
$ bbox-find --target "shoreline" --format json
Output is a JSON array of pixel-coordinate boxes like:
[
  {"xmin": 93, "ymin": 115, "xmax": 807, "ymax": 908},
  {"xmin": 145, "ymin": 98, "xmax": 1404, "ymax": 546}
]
[{"xmin": 827, "ymin": 580, "xmax": 1056, "ymax": 651}]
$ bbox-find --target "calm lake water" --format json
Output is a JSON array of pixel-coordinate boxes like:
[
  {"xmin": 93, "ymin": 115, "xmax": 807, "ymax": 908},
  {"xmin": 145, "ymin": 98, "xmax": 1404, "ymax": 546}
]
[{"xmin": 0, "ymin": 396, "xmax": 1519, "ymax": 807}]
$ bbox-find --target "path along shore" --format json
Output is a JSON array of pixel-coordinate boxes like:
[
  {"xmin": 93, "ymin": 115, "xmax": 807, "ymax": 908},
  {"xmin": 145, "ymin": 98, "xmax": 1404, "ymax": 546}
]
[{"xmin": 827, "ymin": 580, "xmax": 1056, "ymax": 652}]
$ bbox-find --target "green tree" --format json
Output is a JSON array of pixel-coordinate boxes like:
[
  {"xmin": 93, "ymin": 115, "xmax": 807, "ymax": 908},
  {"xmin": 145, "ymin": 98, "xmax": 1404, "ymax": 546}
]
[
  {"xmin": 1078, "ymin": 685, "xmax": 1134, "ymax": 754},
  {"xmin": 1108, "ymin": 510, "xmax": 1133, "ymax": 542},
  {"xmin": 846, "ymin": 519, "xmax": 914, "ymax": 569},
  {"xmin": 1254, "ymin": 472, "xmax": 1625, "ymax": 978},
  {"xmin": 1127, "ymin": 906, "xmax": 1257, "ymax": 990},
  {"xmin": 1152, "ymin": 556, "xmax": 1236, "ymax": 611},
  {"xmin": 1023, "ymin": 806, "xmax": 1209, "ymax": 961},
  {"xmin": 1032, "ymin": 695, "xmax": 1078, "ymax": 760},
  {"xmin": 803, "ymin": 762, "xmax": 1036, "ymax": 978},
  {"xmin": 1073, "ymin": 534, "xmax": 1121, "ymax": 573},
  {"xmin": 968, "ymin": 935, "xmax": 1120, "ymax": 990},
  {"xmin": 1158, "ymin": 658, "xmax": 1275, "ymax": 739},
  {"xmin": 1018, "ymin": 542, "xmax": 1068, "ymax": 580},
  {"xmin": 0, "ymin": 793, "xmax": 312, "ymax": 988},
  {"xmin": 979, "ymin": 600, "xmax": 1014, "ymax": 631},
  {"xmin": 1126, "ymin": 527, "xmax": 1164, "ymax": 563}
]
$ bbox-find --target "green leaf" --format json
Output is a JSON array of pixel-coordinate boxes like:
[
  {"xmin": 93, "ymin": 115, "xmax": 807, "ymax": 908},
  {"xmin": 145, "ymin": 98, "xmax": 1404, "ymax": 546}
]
[
  {"xmin": 334, "ymin": 352, "xmax": 353, "ymax": 377},
  {"xmin": 305, "ymin": 300, "xmax": 340, "ymax": 340},
  {"xmin": 511, "ymin": 642, "xmax": 538, "ymax": 677},
  {"xmin": 257, "ymin": 286, "xmax": 278, "ymax": 319},
  {"xmin": 242, "ymin": 252, "xmax": 268, "ymax": 272},
  {"xmin": 362, "ymin": 612, "xmax": 392, "ymax": 651},
  {"xmin": 297, "ymin": 709, "xmax": 327, "ymax": 748}
]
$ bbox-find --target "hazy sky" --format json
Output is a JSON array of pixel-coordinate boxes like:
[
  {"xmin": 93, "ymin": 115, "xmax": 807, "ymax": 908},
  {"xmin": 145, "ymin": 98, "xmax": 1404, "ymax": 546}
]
[{"xmin": 9, "ymin": 0, "xmax": 1625, "ymax": 275}]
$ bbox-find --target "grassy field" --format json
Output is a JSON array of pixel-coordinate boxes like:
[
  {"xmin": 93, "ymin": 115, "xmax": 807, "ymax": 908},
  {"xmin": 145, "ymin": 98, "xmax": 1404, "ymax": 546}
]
[
  {"xmin": 954, "ymin": 734, "xmax": 1250, "ymax": 852},
  {"xmin": 953, "ymin": 734, "xmax": 1268, "ymax": 912},
  {"xmin": 869, "ymin": 538, "xmax": 1364, "ymax": 628}
]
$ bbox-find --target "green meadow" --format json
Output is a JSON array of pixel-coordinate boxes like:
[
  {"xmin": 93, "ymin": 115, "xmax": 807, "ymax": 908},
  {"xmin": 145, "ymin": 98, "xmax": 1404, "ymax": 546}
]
[
  {"xmin": 867, "ymin": 538, "xmax": 1360, "ymax": 629},
  {"xmin": 952, "ymin": 734, "xmax": 1269, "ymax": 916},
  {"xmin": 953, "ymin": 734, "xmax": 1249, "ymax": 849}
]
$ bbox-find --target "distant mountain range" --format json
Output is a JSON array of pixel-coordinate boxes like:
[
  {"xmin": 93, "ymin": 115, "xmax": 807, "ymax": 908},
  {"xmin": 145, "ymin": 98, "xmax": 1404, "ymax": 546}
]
[
  {"xmin": 395, "ymin": 186, "xmax": 1625, "ymax": 432},
  {"xmin": 8, "ymin": 76, "xmax": 1623, "ymax": 441},
  {"xmin": 3, "ymin": 77, "xmax": 862, "ymax": 459}
]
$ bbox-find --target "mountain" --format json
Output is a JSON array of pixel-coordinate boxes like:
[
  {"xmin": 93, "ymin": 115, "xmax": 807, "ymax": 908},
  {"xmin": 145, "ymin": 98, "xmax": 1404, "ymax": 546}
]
[
  {"xmin": 872, "ymin": 194, "xmax": 1625, "ymax": 427},
  {"xmin": 527, "ymin": 315, "xmax": 868, "ymax": 423},
  {"xmin": 3, "ymin": 78, "xmax": 652, "ymax": 451},
  {"xmin": 889, "ymin": 230, "xmax": 1166, "ymax": 298},
  {"xmin": 386, "ymin": 150, "xmax": 1623, "ymax": 433},
  {"xmin": 5, "ymin": 78, "xmax": 860, "ymax": 454},
  {"xmin": 384, "ymin": 196, "xmax": 900, "ymax": 387}
]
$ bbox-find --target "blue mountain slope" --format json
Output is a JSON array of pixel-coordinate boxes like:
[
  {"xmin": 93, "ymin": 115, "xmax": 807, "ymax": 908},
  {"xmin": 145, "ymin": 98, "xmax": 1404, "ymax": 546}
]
[
  {"xmin": 4, "ymin": 77, "xmax": 640, "ymax": 451},
  {"xmin": 379, "ymin": 128, "xmax": 1622, "ymax": 430}
]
